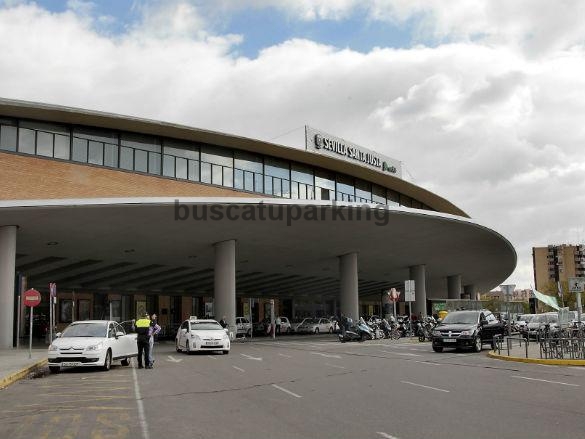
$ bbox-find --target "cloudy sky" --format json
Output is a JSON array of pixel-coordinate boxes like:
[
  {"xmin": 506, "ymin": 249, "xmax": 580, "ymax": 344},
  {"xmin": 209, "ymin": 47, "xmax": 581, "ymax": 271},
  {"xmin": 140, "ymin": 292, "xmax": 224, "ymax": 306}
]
[{"xmin": 1, "ymin": 0, "xmax": 585, "ymax": 291}]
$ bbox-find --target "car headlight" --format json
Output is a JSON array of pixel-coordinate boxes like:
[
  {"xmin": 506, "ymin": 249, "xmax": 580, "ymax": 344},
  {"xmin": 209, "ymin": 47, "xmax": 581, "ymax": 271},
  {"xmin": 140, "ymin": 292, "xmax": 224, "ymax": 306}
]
[
  {"xmin": 48, "ymin": 344, "xmax": 58, "ymax": 351},
  {"xmin": 191, "ymin": 334, "xmax": 200, "ymax": 341},
  {"xmin": 460, "ymin": 330, "xmax": 473, "ymax": 336},
  {"xmin": 86, "ymin": 341, "xmax": 104, "ymax": 351}
]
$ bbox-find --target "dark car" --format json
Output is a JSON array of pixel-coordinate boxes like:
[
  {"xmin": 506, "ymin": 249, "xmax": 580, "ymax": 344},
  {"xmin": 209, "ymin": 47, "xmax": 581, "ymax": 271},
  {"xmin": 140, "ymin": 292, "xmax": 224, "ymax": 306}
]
[{"xmin": 431, "ymin": 309, "xmax": 504, "ymax": 353}]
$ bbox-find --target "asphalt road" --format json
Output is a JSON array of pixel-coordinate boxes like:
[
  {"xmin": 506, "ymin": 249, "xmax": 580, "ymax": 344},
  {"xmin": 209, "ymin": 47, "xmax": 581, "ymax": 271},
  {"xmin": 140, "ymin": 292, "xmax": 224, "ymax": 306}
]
[{"xmin": 1, "ymin": 335, "xmax": 585, "ymax": 439}]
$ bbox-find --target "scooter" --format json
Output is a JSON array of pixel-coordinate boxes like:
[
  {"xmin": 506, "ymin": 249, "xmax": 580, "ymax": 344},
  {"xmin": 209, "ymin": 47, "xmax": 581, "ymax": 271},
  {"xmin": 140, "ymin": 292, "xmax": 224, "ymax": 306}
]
[{"xmin": 338, "ymin": 324, "xmax": 365, "ymax": 342}]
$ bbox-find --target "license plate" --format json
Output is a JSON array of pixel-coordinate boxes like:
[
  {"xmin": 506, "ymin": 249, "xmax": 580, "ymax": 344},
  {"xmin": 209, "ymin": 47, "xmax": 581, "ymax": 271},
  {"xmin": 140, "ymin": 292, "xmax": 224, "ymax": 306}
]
[
  {"xmin": 443, "ymin": 338, "xmax": 457, "ymax": 343},
  {"xmin": 62, "ymin": 361, "xmax": 81, "ymax": 367},
  {"xmin": 206, "ymin": 341, "xmax": 219, "ymax": 346}
]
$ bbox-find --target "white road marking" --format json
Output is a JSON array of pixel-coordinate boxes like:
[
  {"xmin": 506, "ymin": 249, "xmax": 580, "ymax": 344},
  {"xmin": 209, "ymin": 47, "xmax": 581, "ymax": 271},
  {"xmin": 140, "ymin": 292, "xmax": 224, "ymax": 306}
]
[
  {"xmin": 538, "ymin": 364, "xmax": 554, "ymax": 368},
  {"xmin": 272, "ymin": 384, "xmax": 302, "ymax": 398},
  {"xmin": 166, "ymin": 355, "xmax": 182, "ymax": 363},
  {"xmin": 241, "ymin": 353, "xmax": 263, "ymax": 361},
  {"xmin": 511, "ymin": 376, "xmax": 580, "ymax": 387},
  {"xmin": 569, "ymin": 366, "xmax": 585, "ymax": 370},
  {"xmin": 311, "ymin": 352, "xmax": 342, "ymax": 359},
  {"xmin": 400, "ymin": 380, "xmax": 450, "ymax": 393},
  {"xmin": 132, "ymin": 359, "xmax": 150, "ymax": 439},
  {"xmin": 377, "ymin": 432, "xmax": 401, "ymax": 439},
  {"xmin": 278, "ymin": 353, "xmax": 292, "ymax": 358},
  {"xmin": 414, "ymin": 360, "xmax": 443, "ymax": 366},
  {"xmin": 380, "ymin": 350, "xmax": 422, "ymax": 357},
  {"xmin": 207, "ymin": 355, "xmax": 217, "ymax": 360},
  {"xmin": 325, "ymin": 363, "xmax": 346, "ymax": 369},
  {"xmin": 232, "ymin": 366, "xmax": 245, "ymax": 372}
]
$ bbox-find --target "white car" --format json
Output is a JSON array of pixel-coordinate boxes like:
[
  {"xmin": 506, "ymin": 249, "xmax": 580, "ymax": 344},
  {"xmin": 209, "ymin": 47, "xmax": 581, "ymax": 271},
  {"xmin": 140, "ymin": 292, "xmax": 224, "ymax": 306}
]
[
  {"xmin": 47, "ymin": 320, "xmax": 137, "ymax": 373},
  {"xmin": 236, "ymin": 317, "xmax": 252, "ymax": 337},
  {"xmin": 176, "ymin": 318, "xmax": 231, "ymax": 354},
  {"xmin": 296, "ymin": 318, "xmax": 334, "ymax": 334},
  {"xmin": 290, "ymin": 318, "xmax": 311, "ymax": 333},
  {"xmin": 277, "ymin": 316, "xmax": 292, "ymax": 333}
]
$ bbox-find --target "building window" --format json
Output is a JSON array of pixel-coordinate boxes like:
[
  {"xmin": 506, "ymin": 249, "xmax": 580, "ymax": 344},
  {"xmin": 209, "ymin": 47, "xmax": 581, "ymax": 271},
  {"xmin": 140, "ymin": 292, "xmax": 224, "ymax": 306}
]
[
  {"xmin": 18, "ymin": 121, "xmax": 70, "ymax": 159},
  {"xmin": 291, "ymin": 163, "xmax": 314, "ymax": 200},
  {"xmin": 120, "ymin": 133, "xmax": 161, "ymax": 174},
  {"xmin": 201, "ymin": 145, "xmax": 233, "ymax": 187},
  {"xmin": 59, "ymin": 299, "xmax": 73, "ymax": 323},
  {"xmin": 336, "ymin": 174, "xmax": 355, "ymax": 202},
  {"xmin": 78, "ymin": 299, "xmax": 91, "ymax": 320},
  {"xmin": 387, "ymin": 189, "xmax": 400, "ymax": 206},
  {"xmin": 315, "ymin": 169, "xmax": 335, "ymax": 201},
  {"xmin": 234, "ymin": 151, "xmax": 263, "ymax": 192},
  {"xmin": 372, "ymin": 184, "xmax": 386, "ymax": 205},
  {"xmin": 0, "ymin": 118, "xmax": 17, "ymax": 152},
  {"xmin": 163, "ymin": 139, "xmax": 200, "ymax": 181},
  {"xmin": 73, "ymin": 127, "xmax": 118, "ymax": 167},
  {"xmin": 355, "ymin": 179, "xmax": 372, "ymax": 203},
  {"xmin": 264, "ymin": 157, "xmax": 290, "ymax": 197}
]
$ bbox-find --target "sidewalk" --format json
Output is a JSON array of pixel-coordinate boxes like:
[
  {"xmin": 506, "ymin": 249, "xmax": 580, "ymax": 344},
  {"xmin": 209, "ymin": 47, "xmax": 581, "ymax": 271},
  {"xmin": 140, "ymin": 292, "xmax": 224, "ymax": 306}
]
[
  {"xmin": 488, "ymin": 337, "xmax": 585, "ymax": 366},
  {"xmin": 0, "ymin": 340, "xmax": 48, "ymax": 389}
]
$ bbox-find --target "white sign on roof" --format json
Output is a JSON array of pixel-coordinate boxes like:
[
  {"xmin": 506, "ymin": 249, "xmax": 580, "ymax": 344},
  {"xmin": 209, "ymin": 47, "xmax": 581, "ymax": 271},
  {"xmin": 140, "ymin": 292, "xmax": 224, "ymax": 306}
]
[{"xmin": 305, "ymin": 126, "xmax": 402, "ymax": 178}]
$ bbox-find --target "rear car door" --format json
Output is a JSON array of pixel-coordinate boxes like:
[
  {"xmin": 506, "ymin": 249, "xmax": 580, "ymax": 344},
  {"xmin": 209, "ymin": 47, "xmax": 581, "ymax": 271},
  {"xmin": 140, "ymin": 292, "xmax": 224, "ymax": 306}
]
[{"xmin": 482, "ymin": 312, "xmax": 501, "ymax": 341}]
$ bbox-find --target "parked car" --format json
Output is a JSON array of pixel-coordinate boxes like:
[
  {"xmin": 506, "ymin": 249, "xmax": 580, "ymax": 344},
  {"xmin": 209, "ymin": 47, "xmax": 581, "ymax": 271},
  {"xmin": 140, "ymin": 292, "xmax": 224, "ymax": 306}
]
[
  {"xmin": 431, "ymin": 309, "xmax": 505, "ymax": 352},
  {"xmin": 253, "ymin": 318, "xmax": 271, "ymax": 335},
  {"xmin": 236, "ymin": 317, "xmax": 252, "ymax": 337},
  {"xmin": 516, "ymin": 313, "xmax": 535, "ymax": 335},
  {"xmin": 290, "ymin": 318, "xmax": 311, "ymax": 333},
  {"xmin": 526, "ymin": 313, "xmax": 559, "ymax": 339},
  {"xmin": 277, "ymin": 316, "xmax": 292, "ymax": 333},
  {"xmin": 296, "ymin": 318, "xmax": 334, "ymax": 334},
  {"xmin": 48, "ymin": 320, "xmax": 137, "ymax": 373},
  {"xmin": 176, "ymin": 317, "xmax": 230, "ymax": 354}
]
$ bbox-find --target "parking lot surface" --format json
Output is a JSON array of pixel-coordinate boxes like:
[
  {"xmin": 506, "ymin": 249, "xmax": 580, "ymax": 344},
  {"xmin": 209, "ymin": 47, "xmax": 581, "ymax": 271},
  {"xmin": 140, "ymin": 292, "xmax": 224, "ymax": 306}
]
[{"xmin": 1, "ymin": 336, "xmax": 584, "ymax": 439}]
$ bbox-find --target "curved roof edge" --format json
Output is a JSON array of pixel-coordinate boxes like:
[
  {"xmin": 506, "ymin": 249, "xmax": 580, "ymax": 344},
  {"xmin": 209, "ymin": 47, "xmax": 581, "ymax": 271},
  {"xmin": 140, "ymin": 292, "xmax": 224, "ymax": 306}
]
[{"xmin": 0, "ymin": 97, "xmax": 468, "ymax": 217}]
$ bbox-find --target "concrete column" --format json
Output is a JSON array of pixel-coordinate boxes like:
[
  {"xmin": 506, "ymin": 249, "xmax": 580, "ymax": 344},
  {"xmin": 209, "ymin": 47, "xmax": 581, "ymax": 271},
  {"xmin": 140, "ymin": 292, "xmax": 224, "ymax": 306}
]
[
  {"xmin": 463, "ymin": 284, "xmax": 476, "ymax": 300},
  {"xmin": 339, "ymin": 253, "xmax": 359, "ymax": 321},
  {"xmin": 447, "ymin": 275, "xmax": 462, "ymax": 300},
  {"xmin": 0, "ymin": 226, "xmax": 17, "ymax": 349},
  {"xmin": 410, "ymin": 265, "xmax": 427, "ymax": 317},
  {"xmin": 213, "ymin": 240, "xmax": 236, "ymax": 337}
]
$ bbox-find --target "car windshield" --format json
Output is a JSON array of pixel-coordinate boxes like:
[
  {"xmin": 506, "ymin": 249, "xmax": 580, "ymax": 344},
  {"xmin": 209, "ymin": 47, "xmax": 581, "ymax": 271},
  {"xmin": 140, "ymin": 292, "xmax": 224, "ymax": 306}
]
[
  {"xmin": 61, "ymin": 322, "xmax": 108, "ymax": 337},
  {"xmin": 304, "ymin": 319, "xmax": 318, "ymax": 324},
  {"xmin": 190, "ymin": 322, "xmax": 222, "ymax": 330},
  {"xmin": 441, "ymin": 312, "xmax": 478, "ymax": 324}
]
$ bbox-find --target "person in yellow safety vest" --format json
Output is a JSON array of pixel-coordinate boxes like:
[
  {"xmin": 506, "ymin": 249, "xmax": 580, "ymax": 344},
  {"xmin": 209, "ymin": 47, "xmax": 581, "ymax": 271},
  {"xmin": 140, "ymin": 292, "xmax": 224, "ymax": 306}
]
[{"xmin": 135, "ymin": 313, "xmax": 152, "ymax": 369}]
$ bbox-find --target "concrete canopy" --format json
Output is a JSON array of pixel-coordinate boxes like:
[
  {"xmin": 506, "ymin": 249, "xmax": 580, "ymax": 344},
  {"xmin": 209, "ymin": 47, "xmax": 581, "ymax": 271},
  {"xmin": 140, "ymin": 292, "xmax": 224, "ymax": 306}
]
[{"xmin": 0, "ymin": 197, "xmax": 516, "ymax": 297}]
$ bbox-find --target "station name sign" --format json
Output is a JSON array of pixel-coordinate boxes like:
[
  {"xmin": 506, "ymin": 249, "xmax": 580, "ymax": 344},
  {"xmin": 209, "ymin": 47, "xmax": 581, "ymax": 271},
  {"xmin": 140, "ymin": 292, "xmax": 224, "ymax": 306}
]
[{"xmin": 305, "ymin": 126, "xmax": 402, "ymax": 178}]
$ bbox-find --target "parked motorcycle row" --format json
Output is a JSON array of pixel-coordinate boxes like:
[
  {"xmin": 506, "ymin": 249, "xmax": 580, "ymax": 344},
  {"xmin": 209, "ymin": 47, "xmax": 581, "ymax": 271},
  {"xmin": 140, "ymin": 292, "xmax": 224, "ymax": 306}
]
[{"xmin": 338, "ymin": 316, "xmax": 437, "ymax": 342}]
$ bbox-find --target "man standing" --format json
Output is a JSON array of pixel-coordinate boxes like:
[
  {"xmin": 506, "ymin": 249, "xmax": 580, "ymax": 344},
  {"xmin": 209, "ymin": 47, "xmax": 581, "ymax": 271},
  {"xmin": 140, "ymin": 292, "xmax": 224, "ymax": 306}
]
[
  {"xmin": 148, "ymin": 314, "xmax": 161, "ymax": 368},
  {"xmin": 135, "ymin": 312, "xmax": 151, "ymax": 369},
  {"xmin": 219, "ymin": 316, "xmax": 227, "ymax": 328}
]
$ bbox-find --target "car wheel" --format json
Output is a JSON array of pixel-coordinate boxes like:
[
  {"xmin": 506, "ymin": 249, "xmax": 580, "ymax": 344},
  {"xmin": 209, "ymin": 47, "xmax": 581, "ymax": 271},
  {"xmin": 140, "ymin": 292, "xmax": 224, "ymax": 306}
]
[
  {"xmin": 432, "ymin": 345, "xmax": 443, "ymax": 353},
  {"xmin": 473, "ymin": 336, "xmax": 482, "ymax": 352},
  {"xmin": 102, "ymin": 350, "xmax": 112, "ymax": 371},
  {"xmin": 121, "ymin": 358, "xmax": 130, "ymax": 366},
  {"xmin": 315, "ymin": 328, "xmax": 319, "ymax": 334},
  {"xmin": 49, "ymin": 366, "xmax": 60, "ymax": 373},
  {"xmin": 176, "ymin": 340, "xmax": 182, "ymax": 352}
]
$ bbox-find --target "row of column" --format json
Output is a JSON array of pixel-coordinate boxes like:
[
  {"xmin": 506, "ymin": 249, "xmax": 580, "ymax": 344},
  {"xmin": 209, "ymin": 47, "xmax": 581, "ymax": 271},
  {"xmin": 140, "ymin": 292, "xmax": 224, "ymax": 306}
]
[{"xmin": 0, "ymin": 231, "xmax": 474, "ymax": 348}]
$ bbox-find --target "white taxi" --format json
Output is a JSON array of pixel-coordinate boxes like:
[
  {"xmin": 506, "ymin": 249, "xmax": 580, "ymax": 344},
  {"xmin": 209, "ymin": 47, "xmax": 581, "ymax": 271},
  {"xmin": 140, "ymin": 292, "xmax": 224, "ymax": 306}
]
[
  {"xmin": 175, "ymin": 317, "xmax": 230, "ymax": 354},
  {"xmin": 47, "ymin": 320, "xmax": 137, "ymax": 373}
]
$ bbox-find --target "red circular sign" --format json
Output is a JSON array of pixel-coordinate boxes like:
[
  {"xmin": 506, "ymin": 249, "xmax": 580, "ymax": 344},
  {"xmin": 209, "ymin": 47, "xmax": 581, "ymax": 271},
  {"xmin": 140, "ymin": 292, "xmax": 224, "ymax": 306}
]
[{"xmin": 23, "ymin": 288, "xmax": 41, "ymax": 307}]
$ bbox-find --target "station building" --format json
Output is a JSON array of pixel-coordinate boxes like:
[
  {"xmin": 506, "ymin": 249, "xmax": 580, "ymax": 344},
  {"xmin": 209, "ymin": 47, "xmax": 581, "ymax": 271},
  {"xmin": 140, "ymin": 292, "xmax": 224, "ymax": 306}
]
[{"xmin": 0, "ymin": 98, "xmax": 517, "ymax": 347}]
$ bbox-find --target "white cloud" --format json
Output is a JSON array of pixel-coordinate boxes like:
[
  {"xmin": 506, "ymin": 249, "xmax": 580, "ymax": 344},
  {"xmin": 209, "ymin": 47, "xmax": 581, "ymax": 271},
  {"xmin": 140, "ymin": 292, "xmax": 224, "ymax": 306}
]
[{"xmin": 1, "ymin": 1, "xmax": 585, "ymax": 290}]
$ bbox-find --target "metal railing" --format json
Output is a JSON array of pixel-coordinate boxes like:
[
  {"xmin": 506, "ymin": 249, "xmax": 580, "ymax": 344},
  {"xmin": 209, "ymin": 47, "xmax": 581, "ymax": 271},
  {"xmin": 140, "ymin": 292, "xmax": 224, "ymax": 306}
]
[
  {"xmin": 539, "ymin": 335, "xmax": 585, "ymax": 360},
  {"xmin": 493, "ymin": 334, "xmax": 529, "ymax": 358}
]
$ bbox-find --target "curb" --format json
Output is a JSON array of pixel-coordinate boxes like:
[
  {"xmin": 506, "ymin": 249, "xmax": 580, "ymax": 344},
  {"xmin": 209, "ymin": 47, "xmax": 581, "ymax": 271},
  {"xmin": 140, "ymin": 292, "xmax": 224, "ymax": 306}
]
[
  {"xmin": 487, "ymin": 351, "xmax": 585, "ymax": 366},
  {"xmin": 0, "ymin": 359, "xmax": 48, "ymax": 390}
]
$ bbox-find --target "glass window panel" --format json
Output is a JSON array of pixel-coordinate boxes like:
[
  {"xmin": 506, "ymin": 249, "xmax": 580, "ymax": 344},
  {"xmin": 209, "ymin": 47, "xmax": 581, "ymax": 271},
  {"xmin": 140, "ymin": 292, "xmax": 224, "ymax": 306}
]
[
  {"xmin": 72, "ymin": 138, "xmax": 88, "ymax": 162},
  {"xmin": 400, "ymin": 194, "xmax": 412, "ymax": 207},
  {"xmin": 254, "ymin": 174, "xmax": 263, "ymax": 193},
  {"xmin": 411, "ymin": 199, "xmax": 422, "ymax": 209},
  {"xmin": 336, "ymin": 174, "xmax": 355, "ymax": 202},
  {"xmin": 148, "ymin": 152, "xmax": 161, "ymax": 174},
  {"xmin": 120, "ymin": 146, "xmax": 134, "ymax": 170},
  {"xmin": 291, "ymin": 163, "xmax": 314, "ymax": 185},
  {"xmin": 0, "ymin": 124, "xmax": 17, "ymax": 151},
  {"xmin": 264, "ymin": 176, "xmax": 273, "ymax": 195},
  {"xmin": 18, "ymin": 128, "xmax": 35, "ymax": 154},
  {"xmin": 164, "ymin": 139, "xmax": 199, "ymax": 160},
  {"xmin": 201, "ymin": 145, "xmax": 233, "ymax": 167},
  {"xmin": 120, "ymin": 133, "xmax": 161, "ymax": 153},
  {"xmin": 387, "ymin": 189, "xmax": 400, "ymax": 206},
  {"xmin": 355, "ymin": 179, "xmax": 371, "ymax": 203},
  {"xmin": 188, "ymin": 159, "xmax": 199, "ymax": 181},
  {"xmin": 73, "ymin": 126, "xmax": 117, "ymax": 145},
  {"xmin": 163, "ymin": 155, "xmax": 175, "ymax": 177},
  {"xmin": 201, "ymin": 161, "xmax": 211, "ymax": 183},
  {"xmin": 104, "ymin": 144, "xmax": 118, "ymax": 167},
  {"xmin": 372, "ymin": 185, "xmax": 386, "ymax": 205},
  {"xmin": 234, "ymin": 151, "xmax": 263, "ymax": 172},
  {"xmin": 315, "ymin": 169, "xmax": 335, "ymax": 190},
  {"xmin": 20, "ymin": 120, "xmax": 68, "ymax": 136},
  {"xmin": 88, "ymin": 141, "xmax": 104, "ymax": 165},
  {"xmin": 36, "ymin": 131, "xmax": 53, "ymax": 157},
  {"xmin": 54, "ymin": 134, "xmax": 70, "ymax": 159},
  {"xmin": 244, "ymin": 172, "xmax": 256, "ymax": 191},
  {"xmin": 223, "ymin": 167, "xmax": 233, "ymax": 187},
  {"xmin": 135, "ymin": 149, "xmax": 148, "ymax": 172},
  {"xmin": 176, "ymin": 157, "xmax": 187, "ymax": 179},
  {"xmin": 211, "ymin": 164, "xmax": 223, "ymax": 185},
  {"xmin": 264, "ymin": 157, "xmax": 289, "ymax": 178},
  {"xmin": 234, "ymin": 169, "xmax": 244, "ymax": 190}
]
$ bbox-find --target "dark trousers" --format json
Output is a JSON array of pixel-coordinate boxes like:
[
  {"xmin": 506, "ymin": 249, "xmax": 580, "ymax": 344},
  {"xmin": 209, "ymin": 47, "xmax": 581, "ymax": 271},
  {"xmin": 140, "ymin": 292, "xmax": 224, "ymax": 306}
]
[{"xmin": 137, "ymin": 338, "xmax": 150, "ymax": 367}]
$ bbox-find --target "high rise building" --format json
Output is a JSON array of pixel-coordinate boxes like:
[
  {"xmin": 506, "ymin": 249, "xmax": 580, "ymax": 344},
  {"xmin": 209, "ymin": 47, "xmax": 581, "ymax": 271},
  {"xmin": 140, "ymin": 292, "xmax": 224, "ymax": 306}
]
[{"xmin": 533, "ymin": 244, "xmax": 585, "ymax": 291}]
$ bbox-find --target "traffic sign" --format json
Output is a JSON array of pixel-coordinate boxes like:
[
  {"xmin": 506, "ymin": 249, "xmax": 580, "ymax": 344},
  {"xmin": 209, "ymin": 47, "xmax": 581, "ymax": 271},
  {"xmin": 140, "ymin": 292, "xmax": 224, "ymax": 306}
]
[
  {"xmin": 404, "ymin": 280, "xmax": 415, "ymax": 302},
  {"xmin": 569, "ymin": 277, "xmax": 585, "ymax": 293},
  {"xmin": 23, "ymin": 288, "xmax": 41, "ymax": 307}
]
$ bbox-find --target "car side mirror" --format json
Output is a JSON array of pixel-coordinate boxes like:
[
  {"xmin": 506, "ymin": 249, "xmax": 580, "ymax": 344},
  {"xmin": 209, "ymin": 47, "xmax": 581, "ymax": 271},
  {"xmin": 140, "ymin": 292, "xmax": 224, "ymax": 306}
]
[{"xmin": 55, "ymin": 332, "xmax": 62, "ymax": 338}]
